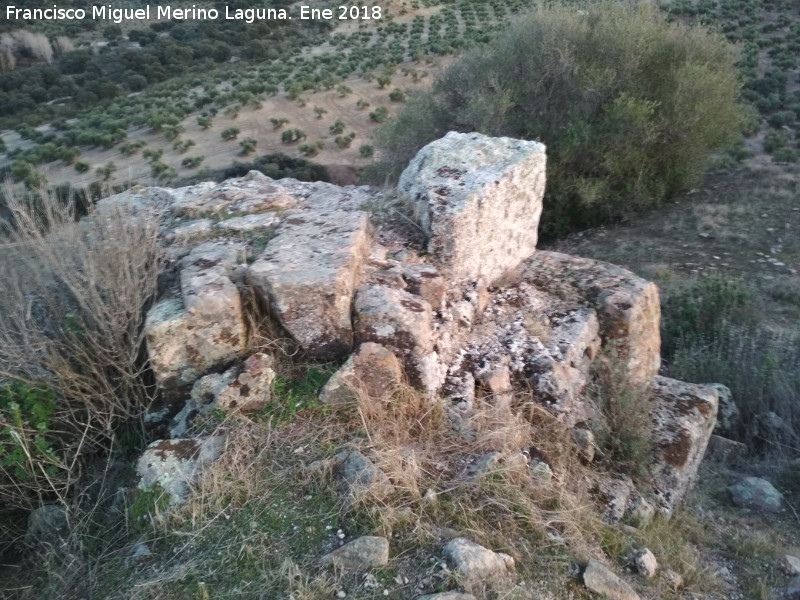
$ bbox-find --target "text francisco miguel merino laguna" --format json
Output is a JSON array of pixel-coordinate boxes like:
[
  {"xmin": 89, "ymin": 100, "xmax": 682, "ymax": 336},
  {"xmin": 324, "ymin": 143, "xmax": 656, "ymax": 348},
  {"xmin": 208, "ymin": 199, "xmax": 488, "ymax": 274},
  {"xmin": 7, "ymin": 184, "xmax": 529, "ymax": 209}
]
[{"xmin": 5, "ymin": 4, "xmax": 383, "ymax": 24}]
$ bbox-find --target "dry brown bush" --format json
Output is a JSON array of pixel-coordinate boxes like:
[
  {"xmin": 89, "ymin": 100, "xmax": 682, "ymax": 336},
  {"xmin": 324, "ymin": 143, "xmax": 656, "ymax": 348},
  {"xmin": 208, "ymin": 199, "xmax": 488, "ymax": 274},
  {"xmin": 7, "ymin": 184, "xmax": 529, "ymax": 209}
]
[{"xmin": 0, "ymin": 184, "xmax": 164, "ymax": 511}]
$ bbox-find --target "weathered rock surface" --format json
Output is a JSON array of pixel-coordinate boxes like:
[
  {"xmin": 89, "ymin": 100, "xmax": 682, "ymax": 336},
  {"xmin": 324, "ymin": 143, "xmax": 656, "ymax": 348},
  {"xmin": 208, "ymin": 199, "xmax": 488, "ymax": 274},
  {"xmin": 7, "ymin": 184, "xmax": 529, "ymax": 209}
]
[
  {"xmin": 398, "ymin": 131, "xmax": 546, "ymax": 286},
  {"xmin": 216, "ymin": 212, "xmax": 281, "ymax": 233},
  {"xmin": 648, "ymin": 376, "xmax": 719, "ymax": 514},
  {"xmin": 319, "ymin": 343, "xmax": 404, "ymax": 405},
  {"xmin": 319, "ymin": 536, "xmax": 390, "ymax": 569},
  {"xmin": 709, "ymin": 383, "xmax": 738, "ymax": 435},
  {"xmin": 443, "ymin": 538, "xmax": 515, "ymax": 588},
  {"xmin": 783, "ymin": 554, "xmax": 800, "ymax": 577},
  {"xmin": 704, "ymin": 434, "xmax": 747, "ymax": 464},
  {"xmin": 354, "ymin": 285, "xmax": 440, "ymax": 390},
  {"xmin": 171, "ymin": 171, "xmax": 296, "ymax": 218},
  {"xmin": 447, "ymin": 282, "xmax": 601, "ymax": 425},
  {"xmin": 583, "ymin": 559, "xmax": 640, "ymax": 600},
  {"xmin": 624, "ymin": 496, "xmax": 655, "ymax": 530},
  {"xmin": 170, "ymin": 352, "xmax": 275, "ymax": 436},
  {"xmin": 169, "ymin": 218, "xmax": 215, "ymax": 245},
  {"xmin": 146, "ymin": 241, "xmax": 247, "ymax": 387},
  {"xmin": 633, "ymin": 548, "xmax": 658, "ymax": 578},
  {"xmin": 136, "ymin": 436, "xmax": 225, "ymax": 505},
  {"xmin": 25, "ymin": 504, "xmax": 68, "ymax": 546},
  {"xmin": 523, "ymin": 251, "xmax": 661, "ymax": 387},
  {"xmin": 335, "ymin": 451, "xmax": 392, "ymax": 507},
  {"xmin": 728, "ymin": 476, "xmax": 784, "ymax": 513},
  {"xmin": 248, "ymin": 210, "xmax": 372, "ymax": 360}
]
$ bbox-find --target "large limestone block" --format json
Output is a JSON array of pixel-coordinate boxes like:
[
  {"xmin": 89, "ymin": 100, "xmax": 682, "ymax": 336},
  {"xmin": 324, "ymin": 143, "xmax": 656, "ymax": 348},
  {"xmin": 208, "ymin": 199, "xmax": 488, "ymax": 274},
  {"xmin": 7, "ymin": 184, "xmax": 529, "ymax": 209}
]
[
  {"xmin": 354, "ymin": 285, "xmax": 440, "ymax": 390},
  {"xmin": 649, "ymin": 376, "xmax": 718, "ymax": 514},
  {"xmin": 247, "ymin": 210, "xmax": 372, "ymax": 360},
  {"xmin": 524, "ymin": 251, "xmax": 661, "ymax": 386},
  {"xmin": 398, "ymin": 131, "xmax": 546, "ymax": 285},
  {"xmin": 146, "ymin": 243, "xmax": 247, "ymax": 388}
]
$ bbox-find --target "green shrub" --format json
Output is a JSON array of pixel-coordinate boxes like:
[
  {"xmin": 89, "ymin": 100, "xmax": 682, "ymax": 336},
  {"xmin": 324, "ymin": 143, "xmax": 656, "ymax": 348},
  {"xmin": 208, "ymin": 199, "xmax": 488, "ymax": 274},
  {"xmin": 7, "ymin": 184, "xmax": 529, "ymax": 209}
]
[
  {"xmin": 221, "ymin": 127, "xmax": 240, "ymax": 141},
  {"xmin": 0, "ymin": 382, "xmax": 62, "ymax": 486},
  {"xmin": 239, "ymin": 137, "xmax": 258, "ymax": 156},
  {"xmin": 589, "ymin": 347, "xmax": 653, "ymax": 477},
  {"xmin": 369, "ymin": 106, "xmax": 389, "ymax": 123},
  {"xmin": 377, "ymin": 1, "xmax": 743, "ymax": 238},
  {"xmin": 661, "ymin": 276, "xmax": 800, "ymax": 445},
  {"xmin": 359, "ymin": 144, "xmax": 374, "ymax": 158}
]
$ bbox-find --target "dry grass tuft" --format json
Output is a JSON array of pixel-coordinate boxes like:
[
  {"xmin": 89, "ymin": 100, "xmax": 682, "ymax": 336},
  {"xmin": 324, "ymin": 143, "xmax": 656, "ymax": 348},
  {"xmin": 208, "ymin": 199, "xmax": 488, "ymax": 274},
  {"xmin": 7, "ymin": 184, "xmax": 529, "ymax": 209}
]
[{"xmin": 0, "ymin": 183, "xmax": 164, "ymax": 511}]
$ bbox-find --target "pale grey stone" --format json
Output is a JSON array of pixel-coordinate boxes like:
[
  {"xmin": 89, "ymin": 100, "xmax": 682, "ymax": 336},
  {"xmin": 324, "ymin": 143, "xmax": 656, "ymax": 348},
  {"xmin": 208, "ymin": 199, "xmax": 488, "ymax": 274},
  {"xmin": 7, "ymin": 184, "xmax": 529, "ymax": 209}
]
[
  {"xmin": 729, "ymin": 476, "xmax": 784, "ymax": 513},
  {"xmin": 136, "ymin": 436, "xmax": 225, "ymax": 506},
  {"xmin": 248, "ymin": 210, "xmax": 372, "ymax": 360},
  {"xmin": 319, "ymin": 536, "xmax": 390, "ymax": 569},
  {"xmin": 443, "ymin": 538, "xmax": 515, "ymax": 587},
  {"xmin": 583, "ymin": 559, "xmax": 640, "ymax": 600},
  {"xmin": 633, "ymin": 548, "xmax": 657, "ymax": 578},
  {"xmin": 398, "ymin": 131, "xmax": 546, "ymax": 285}
]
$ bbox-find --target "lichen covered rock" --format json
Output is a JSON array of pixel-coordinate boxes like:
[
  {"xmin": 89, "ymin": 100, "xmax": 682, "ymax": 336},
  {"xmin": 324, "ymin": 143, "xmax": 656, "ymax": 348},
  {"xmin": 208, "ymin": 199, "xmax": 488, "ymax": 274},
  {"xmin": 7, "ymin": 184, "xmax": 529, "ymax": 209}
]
[
  {"xmin": 649, "ymin": 376, "xmax": 719, "ymax": 514},
  {"xmin": 136, "ymin": 436, "xmax": 225, "ymax": 505},
  {"xmin": 248, "ymin": 210, "xmax": 372, "ymax": 360},
  {"xmin": 398, "ymin": 131, "xmax": 546, "ymax": 285},
  {"xmin": 523, "ymin": 251, "xmax": 661, "ymax": 387}
]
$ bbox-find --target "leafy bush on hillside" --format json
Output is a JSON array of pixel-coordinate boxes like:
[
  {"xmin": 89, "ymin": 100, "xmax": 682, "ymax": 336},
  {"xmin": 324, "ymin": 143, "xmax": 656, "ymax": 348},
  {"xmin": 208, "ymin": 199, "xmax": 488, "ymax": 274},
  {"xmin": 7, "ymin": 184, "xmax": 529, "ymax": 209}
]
[
  {"xmin": 221, "ymin": 153, "xmax": 329, "ymax": 182},
  {"xmin": 661, "ymin": 276, "xmax": 800, "ymax": 447},
  {"xmin": 377, "ymin": 1, "xmax": 744, "ymax": 237}
]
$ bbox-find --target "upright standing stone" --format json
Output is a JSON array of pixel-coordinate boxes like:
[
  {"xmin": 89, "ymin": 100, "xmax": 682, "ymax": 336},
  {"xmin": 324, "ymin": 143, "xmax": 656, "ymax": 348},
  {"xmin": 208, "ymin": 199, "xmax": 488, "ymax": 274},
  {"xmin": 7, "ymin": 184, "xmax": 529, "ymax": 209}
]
[{"xmin": 398, "ymin": 131, "xmax": 546, "ymax": 286}]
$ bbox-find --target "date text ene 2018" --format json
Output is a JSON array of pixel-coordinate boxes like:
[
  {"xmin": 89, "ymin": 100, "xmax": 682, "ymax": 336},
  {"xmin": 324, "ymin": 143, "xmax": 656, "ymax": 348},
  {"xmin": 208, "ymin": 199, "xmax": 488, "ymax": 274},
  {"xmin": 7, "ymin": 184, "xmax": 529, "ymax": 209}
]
[{"xmin": 299, "ymin": 5, "xmax": 383, "ymax": 20}]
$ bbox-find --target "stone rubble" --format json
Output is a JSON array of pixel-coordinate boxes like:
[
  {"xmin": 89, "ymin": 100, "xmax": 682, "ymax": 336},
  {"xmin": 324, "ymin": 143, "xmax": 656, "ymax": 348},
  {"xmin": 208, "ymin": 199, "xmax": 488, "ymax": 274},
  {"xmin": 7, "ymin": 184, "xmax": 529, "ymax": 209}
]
[{"xmin": 124, "ymin": 132, "xmax": 723, "ymax": 559}]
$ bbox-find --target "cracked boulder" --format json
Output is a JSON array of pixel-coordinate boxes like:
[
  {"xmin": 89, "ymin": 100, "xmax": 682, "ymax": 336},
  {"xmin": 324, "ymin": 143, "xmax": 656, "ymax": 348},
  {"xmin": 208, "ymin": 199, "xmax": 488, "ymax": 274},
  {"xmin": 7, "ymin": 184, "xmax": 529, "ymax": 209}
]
[
  {"xmin": 248, "ymin": 210, "xmax": 372, "ymax": 360},
  {"xmin": 354, "ymin": 285, "xmax": 442, "ymax": 391},
  {"xmin": 145, "ymin": 242, "xmax": 247, "ymax": 388},
  {"xmin": 523, "ymin": 251, "xmax": 661, "ymax": 387},
  {"xmin": 398, "ymin": 131, "xmax": 546, "ymax": 286},
  {"xmin": 648, "ymin": 376, "xmax": 718, "ymax": 514}
]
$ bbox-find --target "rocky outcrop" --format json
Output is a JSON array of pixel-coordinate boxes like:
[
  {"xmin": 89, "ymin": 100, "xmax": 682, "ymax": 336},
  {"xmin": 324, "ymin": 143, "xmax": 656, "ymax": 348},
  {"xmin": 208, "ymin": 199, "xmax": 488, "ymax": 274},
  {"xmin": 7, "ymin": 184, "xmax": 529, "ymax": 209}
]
[
  {"xmin": 145, "ymin": 241, "xmax": 247, "ymax": 388},
  {"xmin": 523, "ymin": 251, "xmax": 661, "ymax": 387},
  {"xmin": 398, "ymin": 131, "xmax": 546, "ymax": 286},
  {"xmin": 248, "ymin": 210, "xmax": 372, "ymax": 360},
  {"xmin": 127, "ymin": 131, "xmax": 720, "ymax": 521},
  {"xmin": 648, "ymin": 377, "xmax": 719, "ymax": 514}
]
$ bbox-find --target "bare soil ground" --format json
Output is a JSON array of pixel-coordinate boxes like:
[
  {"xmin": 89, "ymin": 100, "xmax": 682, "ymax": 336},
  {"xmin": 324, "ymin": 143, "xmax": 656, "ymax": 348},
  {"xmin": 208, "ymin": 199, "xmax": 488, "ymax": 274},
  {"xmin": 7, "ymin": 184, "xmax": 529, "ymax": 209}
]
[{"xmin": 35, "ymin": 63, "xmax": 440, "ymax": 188}]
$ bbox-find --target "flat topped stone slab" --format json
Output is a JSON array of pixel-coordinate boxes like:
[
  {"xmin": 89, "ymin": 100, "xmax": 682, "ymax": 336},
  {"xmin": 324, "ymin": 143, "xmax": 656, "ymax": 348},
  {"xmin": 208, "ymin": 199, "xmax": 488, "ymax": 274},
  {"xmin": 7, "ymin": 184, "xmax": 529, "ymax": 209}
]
[
  {"xmin": 247, "ymin": 210, "xmax": 372, "ymax": 361},
  {"xmin": 398, "ymin": 131, "xmax": 546, "ymax": 286}
]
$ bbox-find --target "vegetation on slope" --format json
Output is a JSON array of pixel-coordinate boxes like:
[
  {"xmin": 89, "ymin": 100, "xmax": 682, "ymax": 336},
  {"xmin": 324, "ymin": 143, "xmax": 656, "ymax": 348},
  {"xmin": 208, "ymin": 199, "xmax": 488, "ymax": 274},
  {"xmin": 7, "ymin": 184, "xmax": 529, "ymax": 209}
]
[{"xmin": 378, "ymin": 1, "xmax": 744, "ymax": 237}]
